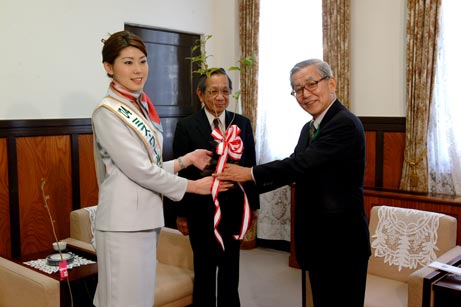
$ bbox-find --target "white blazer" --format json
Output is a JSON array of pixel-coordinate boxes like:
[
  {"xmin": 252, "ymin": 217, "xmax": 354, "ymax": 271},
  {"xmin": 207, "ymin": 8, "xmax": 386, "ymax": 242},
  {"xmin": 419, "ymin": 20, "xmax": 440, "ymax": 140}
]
[{"xmin": 92, "ymin": 94, "xmax": 187, "ymax": 232}]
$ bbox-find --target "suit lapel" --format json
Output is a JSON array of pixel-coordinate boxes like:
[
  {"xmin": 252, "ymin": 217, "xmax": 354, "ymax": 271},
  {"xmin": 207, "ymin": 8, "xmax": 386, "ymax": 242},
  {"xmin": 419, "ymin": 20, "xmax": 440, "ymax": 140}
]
[
  {"xmin": 195, "ymin": 108, "xmax": 213, "ymax": 139},
  {"xmin": 318, "ymin": 100, "xmax": 343, "ymax": 130},
  {"xmin": 191, "ymin": 108, "xmax": 218, "ymax": 152},
  {"xmin": 297, "ymin": 124, "xmax": 310, "ymax": 151}
]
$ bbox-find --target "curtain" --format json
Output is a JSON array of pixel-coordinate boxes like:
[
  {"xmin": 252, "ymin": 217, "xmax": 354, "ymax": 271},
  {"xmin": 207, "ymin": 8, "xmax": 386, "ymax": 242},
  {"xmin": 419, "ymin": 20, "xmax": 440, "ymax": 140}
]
[
  {"xmin": 427, "ymin": 1, "xmax": 461, "ymax": 195},
  {"xmin": 239, "ymin": 0, "xmax": 260, "ymax": 248},
  {"xmin": 322, "ymin": 0, "xmax": 350, "ymax": 108},
  {"xmin": 400, "ymin": 0, "xmax": 441, "ymax": 192},
  {"xmin": 239, "ymin": 0, "xmax": 260, "ymax": 128}
]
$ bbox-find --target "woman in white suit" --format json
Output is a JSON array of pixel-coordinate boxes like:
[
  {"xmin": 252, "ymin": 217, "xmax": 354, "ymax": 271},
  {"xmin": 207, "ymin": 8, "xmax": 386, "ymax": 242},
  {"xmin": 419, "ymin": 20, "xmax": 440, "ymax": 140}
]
[{"xmin": 92, "ymin": 31, "xmax": 222, "ymax": 307}]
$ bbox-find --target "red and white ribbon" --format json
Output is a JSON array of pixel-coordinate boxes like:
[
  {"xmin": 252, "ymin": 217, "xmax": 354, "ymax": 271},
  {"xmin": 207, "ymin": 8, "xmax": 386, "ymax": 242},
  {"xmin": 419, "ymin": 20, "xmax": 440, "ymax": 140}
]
[{"xmin": 211, "ymin": 125, "xmax": 251, "ymax": 250}]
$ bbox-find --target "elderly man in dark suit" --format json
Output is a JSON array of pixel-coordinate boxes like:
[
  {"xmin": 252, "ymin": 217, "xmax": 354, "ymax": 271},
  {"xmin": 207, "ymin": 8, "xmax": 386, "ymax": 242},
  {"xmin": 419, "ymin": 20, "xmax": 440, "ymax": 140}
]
[
  {"xmin": 173, "ymin": 68, "xmax": 259, "ymax": 307},
  {"xmin": 217, "ymin": 59, "xmax": 371, "ymax": 307}
]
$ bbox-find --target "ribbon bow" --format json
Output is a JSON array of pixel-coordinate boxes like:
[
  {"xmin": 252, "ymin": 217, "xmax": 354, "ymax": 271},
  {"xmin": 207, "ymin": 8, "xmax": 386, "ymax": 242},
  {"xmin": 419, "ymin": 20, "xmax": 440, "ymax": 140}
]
[{"xmin": 211, "ymin": 124, "xmax": 251, "ymax": 250}]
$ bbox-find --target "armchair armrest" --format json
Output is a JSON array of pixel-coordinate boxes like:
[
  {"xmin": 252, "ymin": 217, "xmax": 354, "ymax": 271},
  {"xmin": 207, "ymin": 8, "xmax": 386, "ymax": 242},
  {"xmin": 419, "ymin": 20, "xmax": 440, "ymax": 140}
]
[
  {"xmin": 408, "ymin": 245, "xmax": 461, "ymax": 307},
  {"xmin": 0, "ymin": 257, "xmax": 60, "ymax": 307},
  {"xmin": 62, "ymin": 237, "xmax": 96, "ymax": 254}
]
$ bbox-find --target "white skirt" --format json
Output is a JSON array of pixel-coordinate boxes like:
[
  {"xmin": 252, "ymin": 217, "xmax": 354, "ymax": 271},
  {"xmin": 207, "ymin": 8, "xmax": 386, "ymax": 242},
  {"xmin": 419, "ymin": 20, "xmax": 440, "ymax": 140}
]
[{"xmin": 93, "ymin": 229, "xmax": 160, "ymax": 307}]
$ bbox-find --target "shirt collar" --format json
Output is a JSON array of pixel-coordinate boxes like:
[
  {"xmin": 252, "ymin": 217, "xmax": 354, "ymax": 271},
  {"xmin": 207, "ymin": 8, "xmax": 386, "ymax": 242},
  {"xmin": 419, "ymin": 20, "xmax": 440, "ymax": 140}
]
[
  {"xmin": 312, "ymin": 98, "xmax": 335, "ymax": 129},
  {"xmin": 204, "ymin": 108, "xmax": 226, "ymax": 129}
]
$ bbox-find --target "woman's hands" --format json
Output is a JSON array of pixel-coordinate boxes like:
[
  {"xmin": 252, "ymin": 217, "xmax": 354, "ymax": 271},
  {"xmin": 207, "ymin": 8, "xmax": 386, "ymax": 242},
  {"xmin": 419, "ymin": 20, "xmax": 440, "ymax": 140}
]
[
  {"xmin": 186, "ymin": 176, "xmax": 234, "ymax": 195},
  {"xmin": 178, "ymin": 149, "xmax": 213, "ymax": 172}
]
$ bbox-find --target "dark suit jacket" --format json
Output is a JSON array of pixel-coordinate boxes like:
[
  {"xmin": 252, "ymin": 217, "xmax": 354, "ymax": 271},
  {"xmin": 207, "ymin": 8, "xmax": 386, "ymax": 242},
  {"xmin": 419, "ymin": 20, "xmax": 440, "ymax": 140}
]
[
  {"xmin": 252, "ymin": 100, "xmax": 371, "ymax": 269},
  {"xmin": 173, "ymin": 108, "xmax": 259, "ymax": 238}
]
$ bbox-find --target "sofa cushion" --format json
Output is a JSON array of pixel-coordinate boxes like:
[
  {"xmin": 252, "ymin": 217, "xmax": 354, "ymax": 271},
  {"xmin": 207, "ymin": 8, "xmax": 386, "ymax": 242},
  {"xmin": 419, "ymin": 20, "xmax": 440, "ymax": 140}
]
[
  {"xmin": 365, "ymin": 274, "xmax": 407, "ymax": 307},
  {"xmin": 154, "ymin": 263, "xmax": 193, "ymax": 307},
  {"xmin": 157, "ymin": 228, "xmax": 193, "ymax": 270},
  {"xmin": 70, "ymin": 206, "xmax": 95, "ymax": 244}
]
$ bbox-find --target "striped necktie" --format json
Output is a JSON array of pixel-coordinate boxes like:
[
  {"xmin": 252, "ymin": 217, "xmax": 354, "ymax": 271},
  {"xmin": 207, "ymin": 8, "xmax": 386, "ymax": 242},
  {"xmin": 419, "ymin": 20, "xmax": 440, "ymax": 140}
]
[
  {"xmin": 309, "ymin": 121, "xmax": 317, "ymax": 143},
  {"xmin": 213, "ymin": 118, "xmax": 223, "ymax": 133}
]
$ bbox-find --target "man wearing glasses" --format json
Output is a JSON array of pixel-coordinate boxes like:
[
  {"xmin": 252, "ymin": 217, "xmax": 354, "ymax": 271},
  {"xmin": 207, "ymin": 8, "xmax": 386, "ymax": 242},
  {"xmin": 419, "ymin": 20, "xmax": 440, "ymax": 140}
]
[
  {"xmin": 173, "ymin": 68, "xmax": 259, "ymax": 307},
  {"xmin": 217, "ymin": 59, "xmax": 371, "ymax": 307}
]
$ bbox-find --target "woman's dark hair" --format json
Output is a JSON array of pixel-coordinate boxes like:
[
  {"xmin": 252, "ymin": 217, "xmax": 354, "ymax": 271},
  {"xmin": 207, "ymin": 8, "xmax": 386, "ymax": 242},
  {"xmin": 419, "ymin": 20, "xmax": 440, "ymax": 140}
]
[
  {"xmin": 196, "ymin": 68, "xmax": 233, "ymax": 92},
  {"xmin": 102, "ymin": 31, "xmax": 147, "ymax": 77}
]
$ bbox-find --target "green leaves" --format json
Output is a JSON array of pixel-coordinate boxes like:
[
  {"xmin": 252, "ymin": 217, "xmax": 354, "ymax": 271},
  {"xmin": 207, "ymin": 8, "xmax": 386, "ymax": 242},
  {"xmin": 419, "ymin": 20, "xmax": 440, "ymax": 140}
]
[
  {"xmin": 187, "ymin": 34, "xmax": 255, "ymax": 102},
  {"xmin": 187, "ymin": 35, "xmax": 216, "ymax": 77},
  {"xmin": 229, "ymin": 55, "xmax": 255, "ymax": 72}
]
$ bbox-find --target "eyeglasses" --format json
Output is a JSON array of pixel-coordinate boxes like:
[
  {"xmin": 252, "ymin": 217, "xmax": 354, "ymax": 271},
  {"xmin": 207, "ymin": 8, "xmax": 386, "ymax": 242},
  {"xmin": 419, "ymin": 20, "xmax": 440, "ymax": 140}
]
[
  {"xmin": 290, "ymin": 76, "xmax": 330, "ymax": 97},
  {"xmin": 206, "ymin": 88, "xmax": 231, "ymax": 98}
]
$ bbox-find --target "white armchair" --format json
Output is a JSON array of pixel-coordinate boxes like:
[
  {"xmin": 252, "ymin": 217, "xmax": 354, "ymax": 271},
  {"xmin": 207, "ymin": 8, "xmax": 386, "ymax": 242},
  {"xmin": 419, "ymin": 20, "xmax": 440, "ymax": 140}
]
[
  {"xmin": 365, "ymin": 206, "xmax": 457, "ymax": 307},
  {"xmin": 305, "ymin": 205, "xmax": 458, "ymax": 307}
]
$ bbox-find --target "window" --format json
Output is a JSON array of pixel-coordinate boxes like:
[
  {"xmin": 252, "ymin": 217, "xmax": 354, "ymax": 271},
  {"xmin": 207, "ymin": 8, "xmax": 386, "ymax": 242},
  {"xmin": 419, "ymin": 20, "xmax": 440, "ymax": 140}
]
[
  {"xmin": 256, "ymin": 0, "xmax": 323, "ymax": 162},
  {"xmin": 428, "ymin": 0, "xmax": 461, "ymax": 194},
  {"xmin": 255, "ymin": 0, "xmax": 322, "ymax": 242}
]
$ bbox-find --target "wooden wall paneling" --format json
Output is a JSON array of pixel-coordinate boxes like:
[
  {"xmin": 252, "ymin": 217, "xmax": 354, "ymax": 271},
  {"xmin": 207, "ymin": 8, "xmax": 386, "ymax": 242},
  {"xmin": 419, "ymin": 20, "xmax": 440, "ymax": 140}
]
[
  {"xmin": 16, "ymin": 136, "xmax": 73, "ymax": 256},
  {"xmin": 71, "ymin": 134, "xmax": 80, "ymax": 211},
  {"xmin": 0, "ymin": 138, "xmax": 11, "ymax": 257},
  {"xmin": 364, "ymin": 131, "xmax": 376, "ymax": 187},
  {"xmin": 382, "ymin": 132, "xmax": 405, "ymax": 189},
  {"xmin": 78, "ymin": 134, "xmax": 98, "ymax": 207},
  {"xmin": 7, "ymin": 136, "xmax": 19, "ymax": 258},
  {"xmin": 360, "ymin": 117, "xmax": 406, "ymax": 189}
]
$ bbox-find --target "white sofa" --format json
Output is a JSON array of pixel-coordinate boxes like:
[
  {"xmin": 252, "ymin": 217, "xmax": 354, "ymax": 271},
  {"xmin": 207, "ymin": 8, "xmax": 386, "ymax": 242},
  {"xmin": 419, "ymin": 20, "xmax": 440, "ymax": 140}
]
[{"xmin": 0, "ymin": 206, "xmax": 194, "ymax": 307}]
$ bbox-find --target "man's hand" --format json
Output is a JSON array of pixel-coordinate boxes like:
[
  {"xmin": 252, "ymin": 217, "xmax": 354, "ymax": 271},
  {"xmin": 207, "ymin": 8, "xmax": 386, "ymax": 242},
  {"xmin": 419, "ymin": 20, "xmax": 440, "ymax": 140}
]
[
  {"xmin": 214, "ymin": 164, "xmax": 253, "ymax": 183},
  {"xmin": 176, "ymin": 216, "xmax": 189, "ymax": 235}
]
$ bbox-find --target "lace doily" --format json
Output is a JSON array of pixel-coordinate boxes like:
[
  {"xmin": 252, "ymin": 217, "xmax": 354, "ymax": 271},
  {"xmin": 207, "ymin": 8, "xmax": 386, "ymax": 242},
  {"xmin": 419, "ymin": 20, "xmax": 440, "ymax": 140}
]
[
  {"xmin": 23, "ymin": 252, "xmax": 96, "ymax": 274},
  {"xmin": 371, "ymin": 206, "xmax": 443, "ymax": 271},
  {"xmin": 84, "ymin": 205, "xmax": 97, "ymax": 249}
]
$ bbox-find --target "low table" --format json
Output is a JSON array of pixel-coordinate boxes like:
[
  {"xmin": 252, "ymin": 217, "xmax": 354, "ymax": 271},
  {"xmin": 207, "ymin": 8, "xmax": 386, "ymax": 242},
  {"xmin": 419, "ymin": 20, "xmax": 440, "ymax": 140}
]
[
  {"xmin": 433, "ymin": 272, "xmax": 461, "ymax": 307},
  {"xmin": 12, "ymin": 244, "xmax": 97, "ymax": 307},
  {"xmin": 423, "ymin": 255, "xmax": 461, "ymax": 307}
]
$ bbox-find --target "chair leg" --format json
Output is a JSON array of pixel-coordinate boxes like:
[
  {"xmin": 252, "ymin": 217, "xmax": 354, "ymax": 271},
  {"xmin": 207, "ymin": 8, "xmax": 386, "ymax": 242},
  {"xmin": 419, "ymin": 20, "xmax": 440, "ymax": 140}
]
[{"xmin": 302, "ymin": 269, "xmax": 306, "ymax": 307}]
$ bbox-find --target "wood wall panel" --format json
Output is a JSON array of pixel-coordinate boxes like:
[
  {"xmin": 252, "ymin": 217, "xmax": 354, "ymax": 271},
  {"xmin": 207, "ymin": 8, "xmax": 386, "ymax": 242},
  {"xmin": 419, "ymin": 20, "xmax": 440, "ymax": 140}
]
[
  {"xmin": 0, "ymin": 117, "xmax": 422, "ymax": 258},
  {"xmin": 382, "ymin": 132, "xmax": 405, "ymax": 189},
  {"xmin": 16, "ymin": 136, "xmax": 72, "ymax": 256},
  {"xmin": 364, "ymin": 131, "xmax": 376, "ymax": 187},
  {"xmin": 0, "ymin": 138, "xmax": 11, "ymax": 257},
  {"xmin": 78, "ymin": 134, "xmax": 98, "ymax": 207}
]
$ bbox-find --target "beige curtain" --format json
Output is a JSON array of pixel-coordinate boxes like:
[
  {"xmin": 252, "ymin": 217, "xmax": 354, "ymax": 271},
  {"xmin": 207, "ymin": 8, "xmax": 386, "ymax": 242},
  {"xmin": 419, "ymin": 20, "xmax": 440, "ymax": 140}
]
[
  {"xmin": 400, "ymin": 0, "xmax": 441, "ymax": 192},
  {"xmin": 239, "ymin": 0, "xmax": 259, "ymax": 248},
  {"xmin": 239, "ymin": 0, "xmax": 260, "ymax": 129},
  {"xmin": 322, "ymin": 0, "xmax": 350, "ymax": 108}
]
